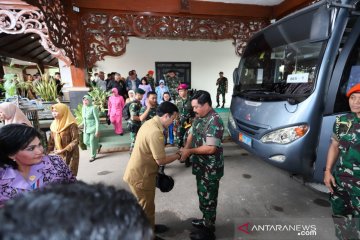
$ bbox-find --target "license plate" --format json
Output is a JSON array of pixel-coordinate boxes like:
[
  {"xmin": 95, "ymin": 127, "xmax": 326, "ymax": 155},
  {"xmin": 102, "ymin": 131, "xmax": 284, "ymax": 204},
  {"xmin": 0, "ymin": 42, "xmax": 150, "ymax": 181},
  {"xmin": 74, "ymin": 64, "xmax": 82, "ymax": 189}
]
[{"xmin": 239, "ymin": 133, "xmax": 252, "ymax": 147}]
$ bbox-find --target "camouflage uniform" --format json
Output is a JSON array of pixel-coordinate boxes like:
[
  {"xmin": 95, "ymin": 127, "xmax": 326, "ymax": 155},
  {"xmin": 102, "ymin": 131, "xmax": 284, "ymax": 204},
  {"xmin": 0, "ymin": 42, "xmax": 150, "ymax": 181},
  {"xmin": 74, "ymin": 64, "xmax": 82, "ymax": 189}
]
[
  {"xmin": 330, "ymin": 113, "xmax": 360, "ymax": 240},
  {"xmin": 146, "ymin": 74, "xmax": 155, "ymax": 90},
  {"xmin": 175, "ymin": 95, "xmax": 194, "ymax": 148},
  {"xmin": 189, "ymin": 109, "xmax": 224, "ymax": 225},
  {"xmin": 128, "ymin": 100, "xmax": 142, "ymax": 151},
  {"xmin": 216, "ymin": 77, "xmax": 228, "ymax": 107},
  {"xmin": 139, "ymin": 106, "xmax": 157, "ymax": 124},
  {"xmin": 166, "ymin": 76, "xmax": 180, "ymax": 100}
]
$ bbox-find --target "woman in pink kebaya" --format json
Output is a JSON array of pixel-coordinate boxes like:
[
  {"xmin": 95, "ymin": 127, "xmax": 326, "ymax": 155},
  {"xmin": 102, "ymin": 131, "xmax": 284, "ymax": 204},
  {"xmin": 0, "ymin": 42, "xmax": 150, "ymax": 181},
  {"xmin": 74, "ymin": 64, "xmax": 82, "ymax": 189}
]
[{"xmin": 108, "ymin": 88, "xmax": 125, "ymax": 135}]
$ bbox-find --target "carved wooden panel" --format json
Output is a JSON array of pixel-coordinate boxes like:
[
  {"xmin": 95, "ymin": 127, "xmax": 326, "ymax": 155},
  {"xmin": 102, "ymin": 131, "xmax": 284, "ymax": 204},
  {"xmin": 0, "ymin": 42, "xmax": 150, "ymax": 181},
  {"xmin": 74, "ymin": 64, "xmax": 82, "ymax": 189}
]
[
  {"xmin": 81, "ymin": 12, "xmax": 268, "ymax": 67},
  {"xmin": 0, "ymin": 8, "xmax": 71, "ymax": 65},
  {"xmin": 24, "ymin": 0, "xmax": 76, "ymax": 65}
]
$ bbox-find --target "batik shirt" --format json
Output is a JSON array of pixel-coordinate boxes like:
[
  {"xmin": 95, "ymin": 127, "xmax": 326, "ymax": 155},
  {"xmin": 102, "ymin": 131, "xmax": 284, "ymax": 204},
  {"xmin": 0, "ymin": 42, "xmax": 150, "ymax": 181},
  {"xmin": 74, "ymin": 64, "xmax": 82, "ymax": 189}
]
[
  {"xmin": 0, "ymin": 155, "xmax": 75, "ymax": 206},
  {"xmin": 189, "ymin": 109, "xmax": 224, "ymax": 180}
]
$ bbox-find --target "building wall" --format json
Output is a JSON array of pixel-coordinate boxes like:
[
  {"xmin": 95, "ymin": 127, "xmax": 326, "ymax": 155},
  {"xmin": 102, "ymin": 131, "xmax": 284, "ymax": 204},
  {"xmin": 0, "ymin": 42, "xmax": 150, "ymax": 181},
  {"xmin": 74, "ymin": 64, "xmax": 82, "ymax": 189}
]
[{"xmin": 95, "ymin": 38, "xmax": 240, "ymax": 107}]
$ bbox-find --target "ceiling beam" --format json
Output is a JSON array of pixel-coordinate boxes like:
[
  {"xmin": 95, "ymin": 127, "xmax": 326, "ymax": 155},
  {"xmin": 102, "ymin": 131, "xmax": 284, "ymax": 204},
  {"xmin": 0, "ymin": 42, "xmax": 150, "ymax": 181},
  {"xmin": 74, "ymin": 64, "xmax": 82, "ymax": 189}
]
[
  {"xmin": 0, "ymin": 49, "xmax": 40, "ymax": 65},
  {"xmin": 189, "ymin": 1, "xmax": 271, "ymax": 18},
  {"xmin": 272, "ymin": 0, "xmax": 316, "ymax": 19},
  {"xmin": 74, "ymin": 0, "xmax": 271, "ymax": 18},
  {"xmin": 73, "ymin": 0, "xmax": 181, "ymax": 14}
]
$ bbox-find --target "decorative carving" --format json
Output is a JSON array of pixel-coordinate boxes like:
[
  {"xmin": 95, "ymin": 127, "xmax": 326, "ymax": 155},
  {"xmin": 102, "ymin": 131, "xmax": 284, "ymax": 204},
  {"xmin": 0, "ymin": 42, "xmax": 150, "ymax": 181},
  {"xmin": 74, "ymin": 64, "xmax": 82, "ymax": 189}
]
[
  {"xmin": 82, "ymin": 12, "xmax": 269, "ymax": 67},
  {"xmin": 24, "ymin": 0, "xmax": 76, "ymax": 65},
  {"xmin": 82, "ymin": 14, "xmax": 129, "ymax": 69},
  {"xmin": 0, "ymin": 8, "xmax": 71, "ymax": 64},
  {"xmin": 232, "ymin": 20, "xmax": 268, "ymax": 55}
]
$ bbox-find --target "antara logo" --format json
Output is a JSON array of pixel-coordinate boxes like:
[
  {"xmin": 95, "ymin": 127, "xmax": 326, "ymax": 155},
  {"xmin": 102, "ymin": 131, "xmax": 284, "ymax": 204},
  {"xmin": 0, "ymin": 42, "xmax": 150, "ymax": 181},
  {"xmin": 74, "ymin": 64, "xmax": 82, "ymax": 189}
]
[
  {"xmin": 238, "ymin": 222, "xmax": 250, "ymax": 234},
  {"xmin": 245, "ymin": 113, "xmax": 251, "ymax": 121}
]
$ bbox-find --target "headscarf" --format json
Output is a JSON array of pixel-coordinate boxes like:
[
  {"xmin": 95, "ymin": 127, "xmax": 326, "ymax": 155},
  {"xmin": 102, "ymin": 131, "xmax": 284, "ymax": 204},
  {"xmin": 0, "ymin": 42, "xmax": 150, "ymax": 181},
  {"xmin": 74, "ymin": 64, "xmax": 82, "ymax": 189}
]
[
  {"xmin": 82, "ymin": 95, "xmax": 93, "ymax": 106},
  {"xmin": 0, "ymin": 102, "xmax": 32, "ymax": 126},
  {"xmin": 128, "ymin": 90, "xmax": 135, "ymax": 101},
  {"xmin": 50, "ymin": 103, "xmax": 77, "ymax": 150},
  {"xmin": 111, "ymin": 88, "xmax": 119, "ymax": 96}
]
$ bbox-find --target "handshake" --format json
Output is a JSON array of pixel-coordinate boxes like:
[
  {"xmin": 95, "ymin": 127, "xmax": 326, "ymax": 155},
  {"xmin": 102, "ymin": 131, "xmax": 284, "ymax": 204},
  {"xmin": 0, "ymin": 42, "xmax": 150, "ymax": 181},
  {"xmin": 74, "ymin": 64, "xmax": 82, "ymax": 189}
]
[{"xmin": 176, "ymin": 148, "xmax": 192, "ymax": 162}]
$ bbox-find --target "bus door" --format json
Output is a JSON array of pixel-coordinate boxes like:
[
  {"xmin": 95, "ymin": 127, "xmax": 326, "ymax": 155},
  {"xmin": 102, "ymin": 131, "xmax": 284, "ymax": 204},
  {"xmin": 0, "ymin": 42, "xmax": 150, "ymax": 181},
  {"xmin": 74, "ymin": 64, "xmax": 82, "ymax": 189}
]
[{"xmin": 314, "ymin": 15, "xmax": 360, "ymax": 182}]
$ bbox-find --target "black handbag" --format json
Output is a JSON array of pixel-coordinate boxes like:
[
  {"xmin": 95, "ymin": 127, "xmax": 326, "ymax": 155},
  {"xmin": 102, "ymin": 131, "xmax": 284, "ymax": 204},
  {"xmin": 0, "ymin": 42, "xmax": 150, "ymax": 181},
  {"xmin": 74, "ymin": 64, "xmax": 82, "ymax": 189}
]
[{"xmin": 156, "ymin": 166, "xmax": 174, "ymax": 192}]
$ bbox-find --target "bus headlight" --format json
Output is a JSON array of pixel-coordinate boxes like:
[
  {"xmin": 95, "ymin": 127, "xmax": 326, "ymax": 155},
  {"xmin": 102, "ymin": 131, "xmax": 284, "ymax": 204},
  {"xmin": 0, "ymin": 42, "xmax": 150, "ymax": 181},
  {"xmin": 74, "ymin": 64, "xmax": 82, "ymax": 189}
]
[
  {"xmin": 260, "ymin": 125, "xmax": 308, "ymax": 144},
  {"xmin": 228, "ymin": 112, "xmax": 236, "ymax": 129}
]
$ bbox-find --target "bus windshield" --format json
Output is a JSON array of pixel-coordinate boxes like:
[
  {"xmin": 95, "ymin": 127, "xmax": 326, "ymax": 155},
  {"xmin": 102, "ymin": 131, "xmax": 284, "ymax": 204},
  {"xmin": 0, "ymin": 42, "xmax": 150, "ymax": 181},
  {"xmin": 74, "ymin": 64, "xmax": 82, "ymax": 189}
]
[{"xmin": 234, "ymin": 8, "xmax": 328, "ymax": 103}]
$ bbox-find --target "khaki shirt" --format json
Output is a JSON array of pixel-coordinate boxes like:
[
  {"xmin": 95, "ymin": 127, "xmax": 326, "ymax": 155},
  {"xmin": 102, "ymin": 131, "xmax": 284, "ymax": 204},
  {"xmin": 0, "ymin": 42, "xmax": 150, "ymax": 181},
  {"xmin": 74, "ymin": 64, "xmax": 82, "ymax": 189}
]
[{"xmin": 123, "ymin": 116, "xmax": 166, "ymax": 190}]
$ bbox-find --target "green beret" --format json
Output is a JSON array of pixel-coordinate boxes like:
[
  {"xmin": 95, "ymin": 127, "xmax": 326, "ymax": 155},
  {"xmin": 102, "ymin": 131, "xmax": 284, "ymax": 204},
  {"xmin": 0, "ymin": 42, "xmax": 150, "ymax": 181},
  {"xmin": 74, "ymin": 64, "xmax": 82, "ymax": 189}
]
[{"xmin": 135, "ymin": 88, "xmax": 145, "ymax": 94}]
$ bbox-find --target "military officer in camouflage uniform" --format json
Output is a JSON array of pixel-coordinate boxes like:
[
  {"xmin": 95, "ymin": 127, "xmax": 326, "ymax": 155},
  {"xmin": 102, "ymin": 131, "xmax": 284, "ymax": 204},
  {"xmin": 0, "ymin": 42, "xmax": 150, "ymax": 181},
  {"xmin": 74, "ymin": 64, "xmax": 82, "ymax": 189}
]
[
  {"xmin": 165, "ymin": 70, "xmax": 180, "ymax": 100},
  {"xmin": 128, "ymin": 88, "xmax": 145, "ymax": 153},
  {"xmin": 145, "ymin": 70, "xmax": 155, "ymax": 90},
  {"xmin": 180, "ymin": 90, "xmax": 224, "ymax": 240},
  {"xmin": 216, "ymin": 71, "xmax": 228, "ymax": 108},
  {"xmin": 139, "ymin": 91, "xmax": 158, "ymax": 123},
  {"xmin": 324, "ymin": 83, "xmax": 360, "ymax": 240},
  {"xmin": 175, "ymin": 83, "xmax": 194, "ymax": 167}
]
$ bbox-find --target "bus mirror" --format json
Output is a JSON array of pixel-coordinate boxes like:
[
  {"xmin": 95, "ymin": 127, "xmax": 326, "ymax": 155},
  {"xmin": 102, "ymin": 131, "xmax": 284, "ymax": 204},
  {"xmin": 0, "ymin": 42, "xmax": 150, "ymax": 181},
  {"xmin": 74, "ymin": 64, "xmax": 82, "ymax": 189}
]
[{"xmin": 310, "ymin": 5, "xmax": 330, "ymax": 42}]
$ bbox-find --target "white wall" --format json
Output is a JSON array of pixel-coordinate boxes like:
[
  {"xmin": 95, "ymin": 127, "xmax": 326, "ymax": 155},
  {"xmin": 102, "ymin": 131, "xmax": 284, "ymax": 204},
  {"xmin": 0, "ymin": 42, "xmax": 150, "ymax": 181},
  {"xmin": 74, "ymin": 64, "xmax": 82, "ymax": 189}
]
[{"xmin": 95, "ymin": 38, "xmax": 240, "ymax": 107}]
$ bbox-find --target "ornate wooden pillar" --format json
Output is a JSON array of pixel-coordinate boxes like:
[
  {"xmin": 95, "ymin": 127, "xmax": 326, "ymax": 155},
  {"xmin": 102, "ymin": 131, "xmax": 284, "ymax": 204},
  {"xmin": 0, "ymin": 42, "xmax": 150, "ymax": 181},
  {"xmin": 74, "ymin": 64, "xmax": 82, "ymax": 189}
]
[{"xmin": 63, "ymin": 0, "xmax": 87, "ymax": 87}]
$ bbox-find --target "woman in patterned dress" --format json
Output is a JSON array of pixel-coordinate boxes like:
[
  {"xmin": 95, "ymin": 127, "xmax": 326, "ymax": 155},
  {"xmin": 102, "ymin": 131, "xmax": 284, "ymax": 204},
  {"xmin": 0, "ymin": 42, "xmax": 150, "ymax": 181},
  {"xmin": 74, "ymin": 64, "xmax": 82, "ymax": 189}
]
[{"xmin": 0, "ymin": 124, "xmax": 75, "ymax": 207}]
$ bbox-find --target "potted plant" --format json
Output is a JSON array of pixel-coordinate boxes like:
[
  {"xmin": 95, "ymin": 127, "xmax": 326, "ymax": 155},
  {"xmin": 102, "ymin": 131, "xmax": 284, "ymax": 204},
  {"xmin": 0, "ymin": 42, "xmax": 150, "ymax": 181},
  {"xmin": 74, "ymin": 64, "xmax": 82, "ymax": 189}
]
[
  {"xmin": 16, "ymin": 80, "xmax": 33, "ymax": 98},
  {"xmin": 88, "ymin": 84, "xmax": 110, "ymax": 114},
  {"xmin": 33, "ymin": 72, "xmax": 58, "ymax": 102},
  {"xmin": 3, "ymin": 74, "xmax": 17, "ymax": 99}
]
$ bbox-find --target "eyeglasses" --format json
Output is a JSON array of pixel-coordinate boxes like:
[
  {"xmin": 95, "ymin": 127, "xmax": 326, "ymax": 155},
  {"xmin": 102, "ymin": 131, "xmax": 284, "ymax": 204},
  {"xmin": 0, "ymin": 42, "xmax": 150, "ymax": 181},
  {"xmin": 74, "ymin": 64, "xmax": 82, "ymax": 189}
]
[{"xmin": 160, "ymin": 82, "xmax": 164, "ymax": 85}]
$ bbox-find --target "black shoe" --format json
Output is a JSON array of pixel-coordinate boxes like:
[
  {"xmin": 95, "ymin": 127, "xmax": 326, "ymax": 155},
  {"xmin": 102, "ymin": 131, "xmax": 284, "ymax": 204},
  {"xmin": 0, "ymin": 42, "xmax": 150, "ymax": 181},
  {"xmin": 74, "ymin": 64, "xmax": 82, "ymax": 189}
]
[
  {"xmin": 154, "ymin": 224, "xmax": 169, "ymax": 234},
  {"xmin": 89, "ymin": 157, "xmax": 96, "ymax": 162},
  {"xmin": 215, "ymin": 104, "xmax": 220, "ymax": 108},
  {"xmin": 118, "ymin": 133, "xmax": 123, "ymax": 136},
  {"xmin": 190, "ymin": 228, "xmax": 216, "ymax": 240},
  {"xmin": 154, "ymin": 235, "xmax": 165, "ymax": 240},
  {"xmin": 192, "ymin": 218, "xmax": 204, "ymax": 228},
  {"xmin": 192, "ymin": 219, "xmax": 215, "ymax": 232},
  {"xmin": 97, "ymin": 144, "xmax": 102, "ymax": 154},
  {"xmin": 221, "ymin": 104, "xmax": 225, "ymax": 108}
]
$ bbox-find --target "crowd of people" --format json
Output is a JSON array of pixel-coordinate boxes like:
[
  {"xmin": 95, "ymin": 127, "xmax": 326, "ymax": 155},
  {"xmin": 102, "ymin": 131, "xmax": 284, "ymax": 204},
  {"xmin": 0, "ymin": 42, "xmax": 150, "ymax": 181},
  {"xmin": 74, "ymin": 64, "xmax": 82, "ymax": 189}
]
[
  {"xmin": 0, "ymin": 67, "xmax": 360, "ymax": 240},
  {"xmin": 0, "ymin": 69, "xmax": 227, "ymax": 240}
]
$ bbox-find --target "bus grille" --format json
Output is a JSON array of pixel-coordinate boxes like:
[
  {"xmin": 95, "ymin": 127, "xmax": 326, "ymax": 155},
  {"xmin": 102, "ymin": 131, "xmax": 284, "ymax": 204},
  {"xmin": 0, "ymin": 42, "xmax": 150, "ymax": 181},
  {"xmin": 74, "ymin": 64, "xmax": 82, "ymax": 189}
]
[{"xmin": 235, "ymin": 119, "xmax": 266, "ymax": 136}]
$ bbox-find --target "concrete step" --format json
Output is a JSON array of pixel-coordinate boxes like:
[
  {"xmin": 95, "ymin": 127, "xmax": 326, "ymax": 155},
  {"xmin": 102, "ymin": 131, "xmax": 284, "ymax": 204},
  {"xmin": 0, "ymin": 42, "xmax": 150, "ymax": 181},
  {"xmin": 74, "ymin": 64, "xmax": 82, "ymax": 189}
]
[{"xmin": 97, "ymin": 108, "xmax": 230, "ymax": 153}]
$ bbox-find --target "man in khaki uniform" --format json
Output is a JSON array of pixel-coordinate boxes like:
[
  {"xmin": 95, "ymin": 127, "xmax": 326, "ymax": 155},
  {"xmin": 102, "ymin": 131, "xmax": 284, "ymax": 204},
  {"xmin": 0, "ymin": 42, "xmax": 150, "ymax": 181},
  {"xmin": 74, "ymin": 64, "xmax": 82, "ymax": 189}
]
[{"xmin": 123, "ymin": 101, "xmax": 180, "ymax": 233}]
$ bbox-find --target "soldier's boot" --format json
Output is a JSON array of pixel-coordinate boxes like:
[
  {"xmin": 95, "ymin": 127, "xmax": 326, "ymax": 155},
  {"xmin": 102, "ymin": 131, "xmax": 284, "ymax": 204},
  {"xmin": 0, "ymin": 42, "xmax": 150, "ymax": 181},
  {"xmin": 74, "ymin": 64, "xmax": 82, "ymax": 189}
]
[
  {"xmin": 216, "ymin": 102, "xmax": 220, "ymax": 108},
  {"xmin": 190, "ymin": 220, "xmax": 216, "ymax": 240},
  {"xmin": 191, "ymin": 219, "xmax": 215, "ymax": 232},
  {"xmin": 221, "ymin": 103, "xmax": 225, "ymax": 108}
]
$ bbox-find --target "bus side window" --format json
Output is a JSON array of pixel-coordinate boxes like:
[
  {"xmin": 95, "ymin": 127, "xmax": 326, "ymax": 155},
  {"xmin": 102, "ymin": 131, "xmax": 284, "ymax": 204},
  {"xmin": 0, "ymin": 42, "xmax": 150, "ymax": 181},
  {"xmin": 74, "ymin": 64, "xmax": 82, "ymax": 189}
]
[{"xmin": 334, "ymin": 41, "xmax": 360, "ymax": 113}]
